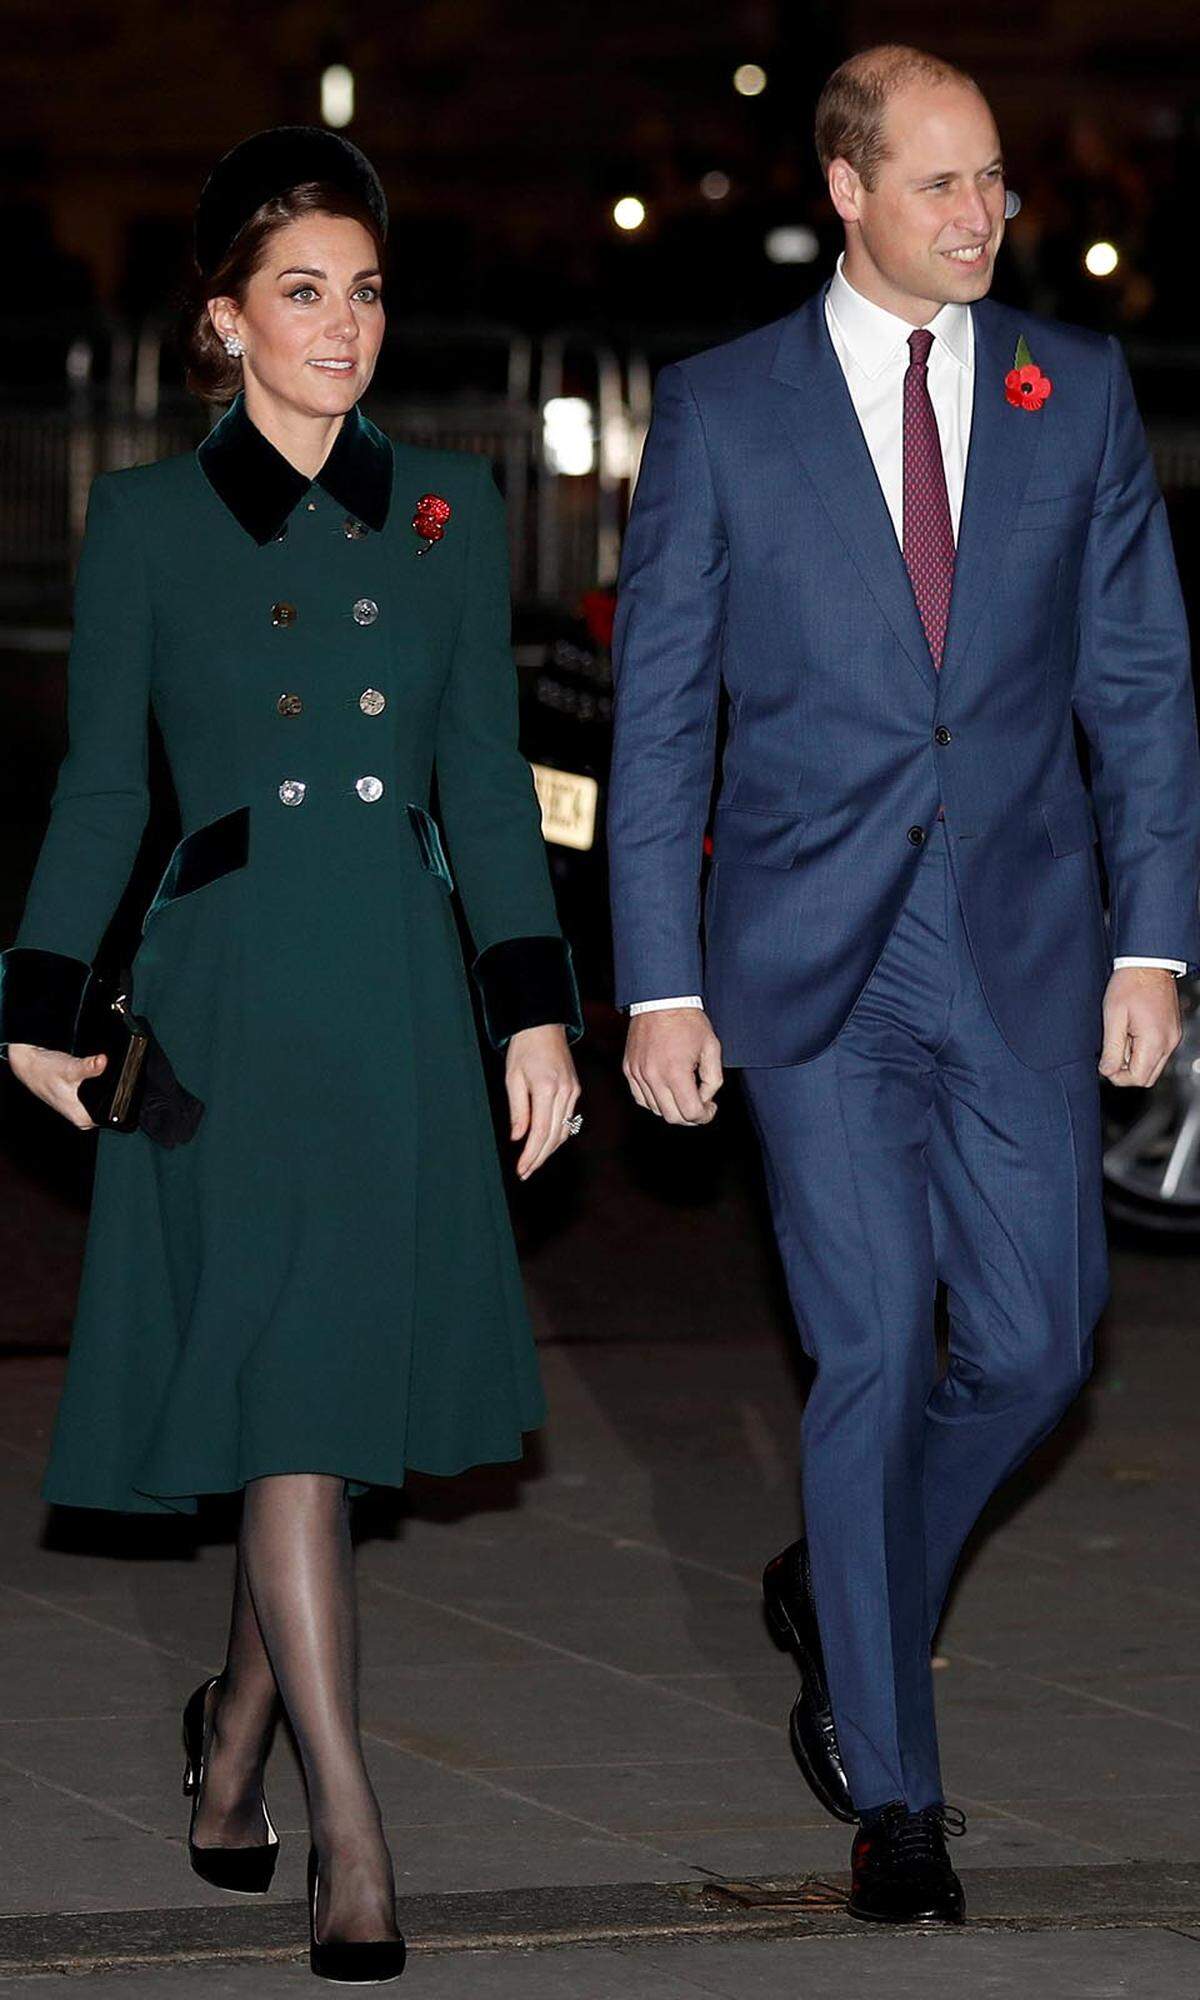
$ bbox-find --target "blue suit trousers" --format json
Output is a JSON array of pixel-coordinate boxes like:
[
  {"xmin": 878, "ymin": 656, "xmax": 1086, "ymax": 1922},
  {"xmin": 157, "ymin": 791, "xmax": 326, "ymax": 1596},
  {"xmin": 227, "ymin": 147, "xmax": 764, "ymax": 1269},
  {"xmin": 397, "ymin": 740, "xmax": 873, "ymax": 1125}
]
[{"xmin": 740, "ymin": 820, "xmax": 1109, "ymax": 1813}]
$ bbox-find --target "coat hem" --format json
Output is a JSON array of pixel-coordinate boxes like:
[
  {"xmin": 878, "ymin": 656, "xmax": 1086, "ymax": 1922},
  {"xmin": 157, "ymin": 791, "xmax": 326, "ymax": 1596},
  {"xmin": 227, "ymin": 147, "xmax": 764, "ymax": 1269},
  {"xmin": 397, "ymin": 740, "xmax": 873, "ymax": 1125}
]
[{"xmin": 40, "ymin": 1426, "xmax": 546, "ymax": 1516}]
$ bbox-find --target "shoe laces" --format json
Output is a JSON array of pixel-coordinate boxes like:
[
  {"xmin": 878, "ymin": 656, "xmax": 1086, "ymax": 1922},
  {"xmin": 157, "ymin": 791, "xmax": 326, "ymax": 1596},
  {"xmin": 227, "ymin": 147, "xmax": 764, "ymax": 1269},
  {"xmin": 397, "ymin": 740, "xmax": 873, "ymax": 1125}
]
[{"xmin": 875, "ymin": 1801, "xmax": 967, "ymax": 1865}]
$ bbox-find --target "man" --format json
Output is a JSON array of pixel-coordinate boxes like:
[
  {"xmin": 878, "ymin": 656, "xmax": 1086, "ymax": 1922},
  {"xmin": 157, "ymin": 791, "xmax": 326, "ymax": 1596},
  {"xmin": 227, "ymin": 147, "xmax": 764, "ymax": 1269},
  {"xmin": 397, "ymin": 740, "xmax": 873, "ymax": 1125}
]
[{"xmin": 607, "ymin": 45, "xmax": 1200, "ymax": 1925}]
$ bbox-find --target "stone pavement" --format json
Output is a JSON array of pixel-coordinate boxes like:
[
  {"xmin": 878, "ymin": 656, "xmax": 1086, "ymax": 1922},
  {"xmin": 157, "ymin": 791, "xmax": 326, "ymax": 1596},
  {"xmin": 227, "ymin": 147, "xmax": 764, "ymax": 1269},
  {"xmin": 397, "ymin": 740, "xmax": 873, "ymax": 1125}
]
[{"xmin": 1, "ymin": 1030, "xmax": 1199, "ymax": 1991}]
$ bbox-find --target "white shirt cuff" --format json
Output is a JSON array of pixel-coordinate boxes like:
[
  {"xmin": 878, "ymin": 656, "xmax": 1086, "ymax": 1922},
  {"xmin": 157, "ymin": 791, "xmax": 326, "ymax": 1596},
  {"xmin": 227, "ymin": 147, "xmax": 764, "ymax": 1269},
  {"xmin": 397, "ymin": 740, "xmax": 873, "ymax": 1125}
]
[
  {"xmin": 1113, "ymin": 957, "xmax": 1188, "ymax": 976},
  {"xmin": 628, "ymin": 996, "xmax": 704, "ymax": 1014}
]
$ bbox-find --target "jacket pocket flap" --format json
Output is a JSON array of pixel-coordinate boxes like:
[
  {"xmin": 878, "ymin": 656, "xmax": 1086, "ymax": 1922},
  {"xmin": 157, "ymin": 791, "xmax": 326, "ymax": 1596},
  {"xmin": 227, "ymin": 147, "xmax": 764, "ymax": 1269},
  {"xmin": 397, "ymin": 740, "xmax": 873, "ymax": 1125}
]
[
  {"xmin": 1042, "ymin": 790, "xmax": 1096, "ymax": 857},
  {"xmin": 710, "ymin": 802, "xmax": 811, "ymax": 870}
]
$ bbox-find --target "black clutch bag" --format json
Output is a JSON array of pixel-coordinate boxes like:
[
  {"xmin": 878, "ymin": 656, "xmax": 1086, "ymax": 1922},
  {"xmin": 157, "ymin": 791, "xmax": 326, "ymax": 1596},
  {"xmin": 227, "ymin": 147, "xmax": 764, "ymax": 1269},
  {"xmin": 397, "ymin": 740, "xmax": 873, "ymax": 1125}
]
[{"xmin": 74, "ymin": 967, "xmax": 205, "ymax": 1148}]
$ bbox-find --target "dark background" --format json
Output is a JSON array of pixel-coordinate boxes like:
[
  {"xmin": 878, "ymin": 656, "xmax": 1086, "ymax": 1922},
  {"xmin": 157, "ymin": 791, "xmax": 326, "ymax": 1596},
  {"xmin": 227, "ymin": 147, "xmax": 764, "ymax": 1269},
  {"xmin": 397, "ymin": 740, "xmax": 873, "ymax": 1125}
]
[{"xmin": 2, "ymin": 0, "xmax": 1199, "ymax": 371}]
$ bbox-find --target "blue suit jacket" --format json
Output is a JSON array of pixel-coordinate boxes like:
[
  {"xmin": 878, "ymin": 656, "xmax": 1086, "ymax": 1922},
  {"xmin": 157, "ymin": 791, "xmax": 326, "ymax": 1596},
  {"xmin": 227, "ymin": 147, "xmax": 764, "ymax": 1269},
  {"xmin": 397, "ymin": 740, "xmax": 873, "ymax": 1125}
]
[{"xmin": 607, "ymin": 284, "xmax": 1200, "ymax": 1069}]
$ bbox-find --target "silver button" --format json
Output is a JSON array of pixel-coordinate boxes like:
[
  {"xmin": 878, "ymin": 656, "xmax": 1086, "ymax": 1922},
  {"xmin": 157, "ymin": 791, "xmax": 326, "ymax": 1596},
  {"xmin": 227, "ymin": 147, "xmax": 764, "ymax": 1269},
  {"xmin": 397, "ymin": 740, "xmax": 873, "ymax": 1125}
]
[
  {"xmin": 355, "ymin": 775, "xmax": 384, "ymax": 803},
  {"xmin": 277, "ymin": 692, "xmax": 303, "ymax": 717},
  {"xmin": 343, "ymin": 517, "xmax": 369, "ymax": 539},
  {"xmin": 306, "ymin": 501, "xmax": 317, "ymax": 512},
  {"xmin": 359, "ymin": 688, "xmax": 386, "ymax": 716},
  {"xmin": 352, "ymin": 597, "xmax": 379, "ymax": 626},
  {"xmin": 271, "ymin": 602, "xmax": 297, "ymax": 627},
  {"xmin": 279, "ymin": 778, "xmax": 307, "ymax": 806}
]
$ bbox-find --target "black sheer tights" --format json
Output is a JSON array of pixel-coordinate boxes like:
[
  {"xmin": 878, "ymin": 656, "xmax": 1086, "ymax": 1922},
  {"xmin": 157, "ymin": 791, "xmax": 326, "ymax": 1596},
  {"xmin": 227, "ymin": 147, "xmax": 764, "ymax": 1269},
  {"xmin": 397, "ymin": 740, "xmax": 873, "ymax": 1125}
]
[{"xmin": 191, "ymin": 1473, "xmax": 400, "ymax": 1942}]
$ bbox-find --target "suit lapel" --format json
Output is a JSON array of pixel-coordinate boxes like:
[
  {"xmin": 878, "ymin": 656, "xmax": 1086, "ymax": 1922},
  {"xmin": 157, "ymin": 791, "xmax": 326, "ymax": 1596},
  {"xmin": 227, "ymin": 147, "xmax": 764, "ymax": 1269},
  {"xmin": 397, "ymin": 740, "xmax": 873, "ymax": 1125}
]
[
  {"xmin": 940, "ymin": 299, "xmax": 1045, "ymax": 679},
  {"xmin": 770, "ymin": 288, "xmax": 937, "ymax": 695}
]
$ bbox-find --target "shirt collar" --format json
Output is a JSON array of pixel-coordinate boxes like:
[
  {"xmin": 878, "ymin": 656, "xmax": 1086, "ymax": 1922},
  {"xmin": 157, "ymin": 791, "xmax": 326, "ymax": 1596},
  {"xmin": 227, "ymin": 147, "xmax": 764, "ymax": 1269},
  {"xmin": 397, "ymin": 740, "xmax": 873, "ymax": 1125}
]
[
  {"xmin": 827, "ymin": 251, "xmax": 972, "ymax": 380},
  {"xmin": 197, "ymin": 390, "xmax": 394, "ymax": 545}
]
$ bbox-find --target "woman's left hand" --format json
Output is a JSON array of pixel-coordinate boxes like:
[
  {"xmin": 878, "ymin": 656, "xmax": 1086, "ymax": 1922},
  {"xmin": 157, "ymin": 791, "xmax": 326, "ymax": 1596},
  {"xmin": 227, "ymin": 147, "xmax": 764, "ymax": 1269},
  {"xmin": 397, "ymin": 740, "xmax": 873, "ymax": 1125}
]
[{"xmin": 505, "ymin": 1024, "xmax": 581, "ymax": 1180}]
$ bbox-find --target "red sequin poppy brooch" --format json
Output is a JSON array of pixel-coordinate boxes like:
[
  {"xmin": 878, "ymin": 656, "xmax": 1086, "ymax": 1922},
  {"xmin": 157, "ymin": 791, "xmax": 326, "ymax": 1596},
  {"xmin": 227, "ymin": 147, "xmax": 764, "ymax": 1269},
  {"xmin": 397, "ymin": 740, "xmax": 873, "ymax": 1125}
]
[
  {"xmin": 1005, "ymin": 334, "xmax": 1053, "ymax": 412},
  {"xmin": 413, "ymin": 493, "xmax": 451, "ymax": 554}
]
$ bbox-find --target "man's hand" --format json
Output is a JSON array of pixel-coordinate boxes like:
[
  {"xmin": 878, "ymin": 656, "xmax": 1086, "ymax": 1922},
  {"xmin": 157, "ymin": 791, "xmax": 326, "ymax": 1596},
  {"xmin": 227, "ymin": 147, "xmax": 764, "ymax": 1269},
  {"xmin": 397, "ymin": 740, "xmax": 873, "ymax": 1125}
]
[
  {"xmin": 1099, "ymin": 967, "xmax": 1182, "ymax": 1088},
  {"xmin": 623, "ymin": 1009, "xmax": 724, "ymax": 1125}
]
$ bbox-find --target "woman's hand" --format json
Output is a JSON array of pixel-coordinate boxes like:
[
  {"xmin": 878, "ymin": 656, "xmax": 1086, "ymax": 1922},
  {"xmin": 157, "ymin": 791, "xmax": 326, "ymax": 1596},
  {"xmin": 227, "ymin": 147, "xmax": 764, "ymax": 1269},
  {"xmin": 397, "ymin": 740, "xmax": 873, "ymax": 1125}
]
[
  {"xmin": 505, "ymin": 1024, "xmax": 581, "ymax": 1180},
  {"xmin": 6, "ymin": 1044, "xmax": 106, "ymax": 1130}
]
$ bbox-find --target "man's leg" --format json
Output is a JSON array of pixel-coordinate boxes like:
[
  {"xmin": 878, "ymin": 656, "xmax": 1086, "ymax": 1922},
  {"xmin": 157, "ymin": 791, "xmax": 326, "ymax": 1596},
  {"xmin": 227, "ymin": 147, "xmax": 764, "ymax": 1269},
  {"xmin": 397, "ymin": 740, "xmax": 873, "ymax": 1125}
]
[
  {"xmin": 742, "ymin": 832, "xmax": 955, "ymax": 1816},
  {"xmin": 919, "ymin": 869, "xmax": 1108, "ymax": 1641}
]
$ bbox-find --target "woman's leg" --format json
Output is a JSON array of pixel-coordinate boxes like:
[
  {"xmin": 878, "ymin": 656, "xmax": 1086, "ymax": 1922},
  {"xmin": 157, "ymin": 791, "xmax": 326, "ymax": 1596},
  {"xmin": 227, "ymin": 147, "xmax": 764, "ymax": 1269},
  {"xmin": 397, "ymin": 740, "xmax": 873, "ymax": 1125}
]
[
  {"xmin": 190, "ymin": 1542, "xmax": 279, "ymax": 1847},
  {"xmin": 239, "ymin": 1472, "xmax": 399, "ymax": 1942}
]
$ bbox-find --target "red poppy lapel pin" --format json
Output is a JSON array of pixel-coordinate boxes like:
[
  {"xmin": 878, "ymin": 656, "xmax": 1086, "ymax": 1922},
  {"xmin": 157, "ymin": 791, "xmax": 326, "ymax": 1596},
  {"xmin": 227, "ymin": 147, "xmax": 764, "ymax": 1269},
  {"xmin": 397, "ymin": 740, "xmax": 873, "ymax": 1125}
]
[
  {"xmin": 412, "ymin": 493, "xmax": 451, "ymax": 555},
  {"xmin": 1005, "ymin": 334, "xmax": 1053, "ymax": 412}
]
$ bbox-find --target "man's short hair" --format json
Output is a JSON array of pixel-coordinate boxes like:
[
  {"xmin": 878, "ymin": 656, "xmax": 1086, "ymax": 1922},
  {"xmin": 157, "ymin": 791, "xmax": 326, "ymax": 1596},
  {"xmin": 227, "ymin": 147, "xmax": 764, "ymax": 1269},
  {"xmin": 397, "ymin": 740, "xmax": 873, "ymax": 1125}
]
[{"xmin": 815, "ymin": 45, "xmax": 982, "ymax": 189}]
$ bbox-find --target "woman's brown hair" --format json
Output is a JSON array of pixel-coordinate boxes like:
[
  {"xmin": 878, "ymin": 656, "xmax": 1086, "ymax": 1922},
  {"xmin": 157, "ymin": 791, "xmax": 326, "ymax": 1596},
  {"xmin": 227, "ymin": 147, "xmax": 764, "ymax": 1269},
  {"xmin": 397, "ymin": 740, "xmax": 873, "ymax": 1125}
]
[{"xmin": 180, "ymin": 182, "xmax": 387, "ymax": 404}]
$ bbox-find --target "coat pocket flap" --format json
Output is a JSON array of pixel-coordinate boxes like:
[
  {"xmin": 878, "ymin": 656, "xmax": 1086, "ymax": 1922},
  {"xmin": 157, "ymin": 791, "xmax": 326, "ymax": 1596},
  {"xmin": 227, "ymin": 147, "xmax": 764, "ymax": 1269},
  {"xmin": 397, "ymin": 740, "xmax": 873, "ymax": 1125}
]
[
  {"xmin": 407, "ymin": 803, "xmax": 454, "ymax": 890},
  {"xmin": 1042, "ymin": 790, "xmax": 1096, "ymax": 858},
  {"xmin": 143, "ymin": 806, "xmax": 250, "ymax": 930}
]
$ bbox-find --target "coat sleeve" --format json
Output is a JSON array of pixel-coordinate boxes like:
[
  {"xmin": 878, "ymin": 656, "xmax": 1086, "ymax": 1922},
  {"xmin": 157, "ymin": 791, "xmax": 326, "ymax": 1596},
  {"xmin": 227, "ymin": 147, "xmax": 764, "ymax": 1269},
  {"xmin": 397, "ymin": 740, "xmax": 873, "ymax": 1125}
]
[
  {"xmin": 1072, "ymin": 337, "xmax": 1200, "ymax": 971},
  {"xmin": 606, "ymin": 362, "xmax": 728, "ymax": 1009},
  {"xmin": 434, "ymin": 457, "xmax": 582, "ymax": 1049},
  {"xmin": 0, "ymin": 474, "xmax": 153, "ymax": 1055}
]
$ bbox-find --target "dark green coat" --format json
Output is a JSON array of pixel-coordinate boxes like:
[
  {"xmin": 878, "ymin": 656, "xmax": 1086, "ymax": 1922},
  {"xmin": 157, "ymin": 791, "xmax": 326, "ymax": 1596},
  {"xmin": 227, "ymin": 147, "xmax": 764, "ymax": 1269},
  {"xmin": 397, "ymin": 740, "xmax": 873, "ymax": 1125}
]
[{"xmin": 0, "ymin": 392, "xmax": 581, "ymax": 1513}]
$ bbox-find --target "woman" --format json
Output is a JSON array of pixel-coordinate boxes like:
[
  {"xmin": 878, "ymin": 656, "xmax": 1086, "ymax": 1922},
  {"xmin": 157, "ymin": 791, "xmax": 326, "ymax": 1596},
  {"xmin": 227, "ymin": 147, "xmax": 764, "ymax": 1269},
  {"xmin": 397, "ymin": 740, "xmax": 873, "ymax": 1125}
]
[{"xmin": 0, "ymin": 126, "xmax": 582, "ymax": 1982}]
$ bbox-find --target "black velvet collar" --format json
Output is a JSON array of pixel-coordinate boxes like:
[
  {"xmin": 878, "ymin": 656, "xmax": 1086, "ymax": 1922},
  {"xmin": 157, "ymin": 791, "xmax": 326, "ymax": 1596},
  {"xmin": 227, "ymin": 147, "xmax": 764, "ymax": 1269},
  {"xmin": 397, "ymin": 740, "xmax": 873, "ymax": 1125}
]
[{"xmin": 197, "ymin": 390, "xmax": 393, "ymax": 544}]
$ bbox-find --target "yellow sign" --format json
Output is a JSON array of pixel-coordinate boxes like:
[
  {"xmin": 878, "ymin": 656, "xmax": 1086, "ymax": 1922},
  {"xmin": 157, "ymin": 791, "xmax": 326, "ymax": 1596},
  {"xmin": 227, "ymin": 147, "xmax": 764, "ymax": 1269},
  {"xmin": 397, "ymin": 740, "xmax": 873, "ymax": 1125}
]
[{"xmin": 531, "ymin": 763, "xmax": 599, "ymax": 852}]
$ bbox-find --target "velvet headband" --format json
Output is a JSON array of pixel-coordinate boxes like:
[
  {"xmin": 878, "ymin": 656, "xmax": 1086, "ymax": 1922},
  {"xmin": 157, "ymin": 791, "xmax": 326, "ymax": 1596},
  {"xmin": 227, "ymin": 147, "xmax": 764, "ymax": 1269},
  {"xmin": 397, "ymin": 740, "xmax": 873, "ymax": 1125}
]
[{"xmin": 193, "ymin": 125, "xmax": 388, "ymax": 277}]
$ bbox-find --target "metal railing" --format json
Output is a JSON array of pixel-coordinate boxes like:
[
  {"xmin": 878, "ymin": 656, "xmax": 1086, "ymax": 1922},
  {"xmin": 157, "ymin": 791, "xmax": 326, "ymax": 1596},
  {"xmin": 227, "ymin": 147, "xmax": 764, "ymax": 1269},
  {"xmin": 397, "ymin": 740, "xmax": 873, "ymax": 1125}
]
[{"xmin": 2, "ymin": 316, "xmax": 1199, "ymax": 622}]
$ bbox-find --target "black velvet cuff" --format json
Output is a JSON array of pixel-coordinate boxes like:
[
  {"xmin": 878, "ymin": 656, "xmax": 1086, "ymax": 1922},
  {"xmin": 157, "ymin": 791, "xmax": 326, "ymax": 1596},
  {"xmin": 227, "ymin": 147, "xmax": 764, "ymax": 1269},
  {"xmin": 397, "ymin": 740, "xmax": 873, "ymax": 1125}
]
[
  {"xmin": 471, "ymin": 935, "xmax": 584, "ymax": 1050},
  {"xmin": 0, "ymin": 947, "xmax": 92, "ymax": 1056}
]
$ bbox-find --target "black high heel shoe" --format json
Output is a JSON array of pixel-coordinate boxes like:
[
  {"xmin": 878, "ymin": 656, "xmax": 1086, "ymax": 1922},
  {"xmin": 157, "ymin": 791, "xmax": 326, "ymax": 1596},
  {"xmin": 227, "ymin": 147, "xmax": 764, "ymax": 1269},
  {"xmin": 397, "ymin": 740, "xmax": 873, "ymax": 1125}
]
[
  {"xmin": 307, "ymin": 1845, "xmax": 407, "ymax": 1984},
  {"xmin": 182, "ymin": 1676, "xmax": 280, "ymax": 1894}
]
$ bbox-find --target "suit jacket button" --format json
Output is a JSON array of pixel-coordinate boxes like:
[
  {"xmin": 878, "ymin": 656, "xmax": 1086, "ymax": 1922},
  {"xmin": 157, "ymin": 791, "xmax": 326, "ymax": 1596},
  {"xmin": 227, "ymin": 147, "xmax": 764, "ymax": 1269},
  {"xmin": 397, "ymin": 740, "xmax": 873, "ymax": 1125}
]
[
  {"xmin": 278, "ymin": 692, "xmax": 304, "ymax": 717},
  {"xmin": 934, "ymin": 726, "xmax": 952, "ymax": 746},
  {"xmin": 352, "ymin": 598, "xmax": 379, "ymax": 626},
  {"xmin": 279, "ymin": 778, "xmax": 307, "ymax": 806},
  {"xmin": 908, "ymin": 825, "xmax": 926, "ymax": 845},
  {"xmin": 271, "ymin": 602, "xmax": 297, "ymax": 627},
  {"xmin": 359, "ymin": 688, "xmax": 386, "ymax": 716},
  {"xmin": 356, "ymin": 775, "xmax": 384, "ymax": 802}
]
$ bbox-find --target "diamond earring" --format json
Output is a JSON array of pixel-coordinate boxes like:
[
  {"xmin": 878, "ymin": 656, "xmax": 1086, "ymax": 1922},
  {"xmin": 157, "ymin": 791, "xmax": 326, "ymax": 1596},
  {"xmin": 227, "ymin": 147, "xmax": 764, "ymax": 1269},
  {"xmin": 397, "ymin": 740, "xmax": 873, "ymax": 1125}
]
[{"xmin": 222, "ymin": 333, "xmax": 245, "ymax": 358}]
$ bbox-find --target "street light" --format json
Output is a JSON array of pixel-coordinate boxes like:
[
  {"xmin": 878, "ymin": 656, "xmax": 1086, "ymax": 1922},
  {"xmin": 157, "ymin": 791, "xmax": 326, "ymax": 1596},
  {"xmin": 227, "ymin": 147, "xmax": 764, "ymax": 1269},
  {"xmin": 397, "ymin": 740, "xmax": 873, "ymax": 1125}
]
[
  {"xmin": 734, "ymin": 63, "xmax": 767, "ymax": 97},
  {"xmin": 701, "ymin": 171, "xmax": 731, "ymax": 202},
  {"xmin": 765, "ymin": 225, "xmax": 819, "ymax": 265},
  {"xmin": 613, "ymin": 197, "xmax": 647, "ymax": 232},
  {"xmin": 543, "ymin": 399, "xmax": 596, "ymax": 477},
  {"xmin": 321, "ymin": 64, "xmax": 354, "ymax": 128},
  {"xmin": 1084, "ymin": 240, "xmax": 1120, "ymax": 277}
]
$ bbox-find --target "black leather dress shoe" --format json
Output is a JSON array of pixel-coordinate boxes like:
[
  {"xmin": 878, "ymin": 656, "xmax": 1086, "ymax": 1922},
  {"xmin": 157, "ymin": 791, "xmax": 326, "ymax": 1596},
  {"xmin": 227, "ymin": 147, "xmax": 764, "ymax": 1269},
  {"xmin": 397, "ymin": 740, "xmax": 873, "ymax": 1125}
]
[
  {"xmin": 847, "ymin": 1801, "xmax": 967, "ymax": 1924},
  {"xmin": 762, "ymin": 1537, "xmax": 856, "ymax": 1823}
]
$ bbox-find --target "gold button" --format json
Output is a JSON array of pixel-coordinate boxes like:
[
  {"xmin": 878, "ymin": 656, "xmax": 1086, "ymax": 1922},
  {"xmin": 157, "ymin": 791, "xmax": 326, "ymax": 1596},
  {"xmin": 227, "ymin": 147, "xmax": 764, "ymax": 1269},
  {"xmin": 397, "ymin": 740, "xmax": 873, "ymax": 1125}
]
[
  {"xmin": 271, "ymin": 602, "xmax": 297, "ymax": 627},
  {"xmin": 359, "ymin": 688, "xmax": 386, "ymax": 716},
  {"xmin": 278, "ymin": 692, "xmax": 303, "ymax": 717},
  {"xmin": 279, "ymin": 778, "xmax": 306, "ymax": 806},
  {"xmin": 355, "ymin": 775, "xmax": 384, "ymax": 803},
  {"xmin": 352, "ymin": 598, "xmax": 379, "ymax": 626},
  {"xmin": 343, "ymin": 517, "xmax": 369, "ymax": 539}
]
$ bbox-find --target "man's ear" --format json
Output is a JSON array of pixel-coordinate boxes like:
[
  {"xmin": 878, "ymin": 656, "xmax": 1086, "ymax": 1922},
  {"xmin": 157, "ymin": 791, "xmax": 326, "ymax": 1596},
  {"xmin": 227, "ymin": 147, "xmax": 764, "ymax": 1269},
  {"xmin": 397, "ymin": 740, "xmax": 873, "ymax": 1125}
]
[{"xmin": 827, "ymin": 157, "xmax": 862, "ymax": 228}]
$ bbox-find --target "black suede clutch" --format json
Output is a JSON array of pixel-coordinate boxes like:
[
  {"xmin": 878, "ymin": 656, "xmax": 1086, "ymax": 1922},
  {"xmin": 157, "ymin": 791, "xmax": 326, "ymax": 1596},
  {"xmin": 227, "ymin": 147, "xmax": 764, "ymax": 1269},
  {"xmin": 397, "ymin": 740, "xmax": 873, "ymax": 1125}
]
[{"xmin": 74, "ymin": 968, "xmax": 204, "ymax": 1147}]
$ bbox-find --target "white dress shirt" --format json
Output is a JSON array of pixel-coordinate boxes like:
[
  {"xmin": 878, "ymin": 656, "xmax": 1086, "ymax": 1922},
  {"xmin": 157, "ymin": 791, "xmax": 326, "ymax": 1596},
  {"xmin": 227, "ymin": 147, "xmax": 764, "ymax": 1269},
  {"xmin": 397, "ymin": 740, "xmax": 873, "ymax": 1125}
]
[{"xmin": 629, "ymin": 256, "xmax": 1183, "ymax": 1013}]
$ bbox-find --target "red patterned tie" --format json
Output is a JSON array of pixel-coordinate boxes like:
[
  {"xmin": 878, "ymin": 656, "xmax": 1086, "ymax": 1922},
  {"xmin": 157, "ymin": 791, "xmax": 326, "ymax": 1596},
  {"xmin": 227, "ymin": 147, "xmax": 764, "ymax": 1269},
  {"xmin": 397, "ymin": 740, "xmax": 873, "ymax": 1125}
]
[{"xmin": 902, "ymin": 327, "xmax": 955, "ymax": 670}]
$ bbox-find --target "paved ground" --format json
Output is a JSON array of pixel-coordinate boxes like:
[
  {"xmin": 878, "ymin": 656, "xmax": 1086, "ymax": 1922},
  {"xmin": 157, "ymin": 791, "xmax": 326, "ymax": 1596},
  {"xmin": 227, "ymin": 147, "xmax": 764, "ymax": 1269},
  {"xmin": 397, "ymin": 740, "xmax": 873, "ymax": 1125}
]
[{"xmin": 2, "ymin": 991, "xmax": 1200, "ymax": 1991}]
